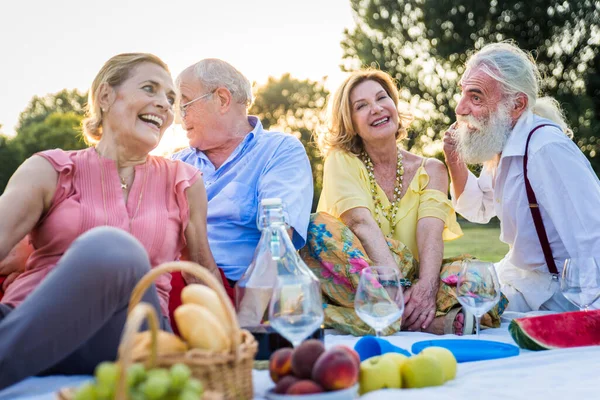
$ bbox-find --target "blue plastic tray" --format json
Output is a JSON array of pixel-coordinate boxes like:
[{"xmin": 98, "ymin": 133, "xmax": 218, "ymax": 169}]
[{"xmin": 411, "ymin": 339, "xmax": 520, "ymax": 363}]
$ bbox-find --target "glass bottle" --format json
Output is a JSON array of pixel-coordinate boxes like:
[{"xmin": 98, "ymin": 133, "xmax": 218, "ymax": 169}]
[{"xmin": 235, "ymin": 198, "xmax": 318, "ymax": 328}]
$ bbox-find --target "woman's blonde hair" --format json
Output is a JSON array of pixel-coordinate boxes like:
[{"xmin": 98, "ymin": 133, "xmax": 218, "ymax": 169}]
[
  {"xmin": 82, "ymin": 53, "xmax": 170, "ymax": 144},
  {"xmin": 318, "ymin": 69, "xmax": 412, "ymax": 157}
]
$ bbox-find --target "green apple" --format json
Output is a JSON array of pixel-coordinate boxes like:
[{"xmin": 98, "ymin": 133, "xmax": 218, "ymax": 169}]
[
  {"xmin": 401, "ymin": 354, "xmax": 444, "ymax": 388},
  {"xmin": 420, "ymin": 347, "xmax": 457, "ymax": 382},
  {"xmin": 359, "ymin": 355, "xmax": 402, "ymax": 394},
  {"xmin": 380, "ymin": 353, "xmax": 408, "ymax": 387}
]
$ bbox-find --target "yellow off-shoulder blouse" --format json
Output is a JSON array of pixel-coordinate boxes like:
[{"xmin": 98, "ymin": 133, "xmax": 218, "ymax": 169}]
[{"xmin": 317, "ymin": 150, "xmax": 463, "ymax": 261}]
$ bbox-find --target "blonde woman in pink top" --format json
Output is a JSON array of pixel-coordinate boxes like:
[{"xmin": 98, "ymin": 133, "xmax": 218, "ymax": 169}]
[{"xmin": 0, "ymin": 53, "xmax": 219, "ymax": 389}]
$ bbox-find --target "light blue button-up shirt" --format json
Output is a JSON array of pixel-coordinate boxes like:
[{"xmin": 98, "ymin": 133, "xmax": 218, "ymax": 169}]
[{"xmin": 172, "ymin": 116, "xmax": 313, "ymax": 281}]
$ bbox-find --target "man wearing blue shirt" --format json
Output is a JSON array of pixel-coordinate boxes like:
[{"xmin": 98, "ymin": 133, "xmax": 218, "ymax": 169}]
[{"xmin": 173, "ymin": 59, "xmax": 313, "ymax": 286}]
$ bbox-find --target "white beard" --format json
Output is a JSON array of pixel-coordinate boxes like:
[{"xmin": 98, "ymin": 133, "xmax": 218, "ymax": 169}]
[{"xmin": 454, "ymin": 102, "xmax": 513, "ymax": 165}]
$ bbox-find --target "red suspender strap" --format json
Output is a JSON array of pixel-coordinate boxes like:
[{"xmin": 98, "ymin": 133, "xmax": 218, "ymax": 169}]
[{"xmin": 523, "ymin": 124, "xmax": 559, "ymax": 276}]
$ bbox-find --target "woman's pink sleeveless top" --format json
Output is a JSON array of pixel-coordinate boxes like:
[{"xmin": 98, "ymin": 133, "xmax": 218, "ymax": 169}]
[{"xmin": 2, "ymin": 147, "xmax": 200, "ymax": 316}]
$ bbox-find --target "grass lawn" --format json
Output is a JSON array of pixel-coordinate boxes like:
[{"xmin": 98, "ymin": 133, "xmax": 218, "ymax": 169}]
[{"xmin": 443, "ymin": 221, "xmax": 508, "ymax": 263}]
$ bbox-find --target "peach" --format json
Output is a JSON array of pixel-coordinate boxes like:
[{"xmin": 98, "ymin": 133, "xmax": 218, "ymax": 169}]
[
  {"xmin": 330, "ymin": 345, "xmax": 360, "ymax": 369},
  {"xmin": 274, "ymin": 375, "xmax": 300, "ymax": 394},
  {"xmin": 269, "ymin": 348, "xmax": 293, "ymax": 383},
  {"xmin": 312, "ymin": 349, "xmax": 359, "ymax": 391},
  {"xmin": 286, "ymin": 380, "xmax": 324, "ymax": 395},
  {"xmin": 291, "ymin": 339, "xmax": 325, "ymax": 379}
]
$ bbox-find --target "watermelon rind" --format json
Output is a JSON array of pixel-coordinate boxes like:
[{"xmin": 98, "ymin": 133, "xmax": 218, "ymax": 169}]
[{"xmin": 509, "ymin": 320, "xmax": 552, "ymax": 351}]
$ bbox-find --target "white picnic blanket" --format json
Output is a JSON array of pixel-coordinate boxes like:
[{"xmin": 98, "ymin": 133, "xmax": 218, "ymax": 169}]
[{"xmin": 2, "ymin": 312, "xmax": 599, "ymax": 400}]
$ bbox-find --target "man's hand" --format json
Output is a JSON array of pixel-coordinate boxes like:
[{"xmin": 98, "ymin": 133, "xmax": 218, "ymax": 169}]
[
  {"xmin": 443, "ymin": 124, "xmax": 462, "ymax": 165},
  {"xmin": 402, "ymin": 280, "xmax": 437, "ymax": 331},
  {"xmin": 182, "ymin": 268, "xmax": 224, "ymax": 287}
]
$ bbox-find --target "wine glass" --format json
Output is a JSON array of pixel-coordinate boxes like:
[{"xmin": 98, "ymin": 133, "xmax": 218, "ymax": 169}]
[
  {"xmin": 268, "ymin": 275, "xmax": 324, "ymax": 347},
  {"xmin": 456, "ymin": 260, "xmax": 501, "ymax": 338},
  {"xmin": 354, "ymin": 266, "xmax": 405, "ymax": 337},
  {"xmin": 560, "ymin": 258, "xmax": 600, "ymax": 311}
]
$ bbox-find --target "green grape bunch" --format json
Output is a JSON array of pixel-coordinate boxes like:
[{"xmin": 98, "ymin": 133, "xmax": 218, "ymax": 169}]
[{"xmin": 73, "ymin": 362, "xmax": 204, "ymax": 400}]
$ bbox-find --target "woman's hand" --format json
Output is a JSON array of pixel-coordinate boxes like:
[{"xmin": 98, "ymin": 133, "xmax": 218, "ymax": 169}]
[
  {"xmin": 0, "ymin": 236, "xmax": 33, "ymax": 278},
  {"xmin": 402, "ymin": 279, "xmax": 438, "ymax": 331}
]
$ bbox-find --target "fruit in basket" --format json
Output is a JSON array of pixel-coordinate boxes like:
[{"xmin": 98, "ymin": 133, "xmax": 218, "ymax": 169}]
[
  {"xmin": 181, "ymin": 284, "xmax": 232, "ymax": 336},
  {"xmin": 420, "ymin": 347, "xmax": 457, "ymax": 382},
  {"xmin": 358, "ymin": 354, "xmax": 402, "ymax": 394},
  {"xmin": 509, "ymin": 309, "xmax": 600, "ymax": 350},
  {"xmin": 95, "ymin": 361, "xmax": 121, "ymax": 388},
  {"xmin": 286, "ymin": 380, "xmax": 325, "ymax": 395},
  {"xmin": 312, "ymin": 347, "xmax": 359, "ymax": 391},
  {"xmin": 269, "ymin": 347, "xmax": 294, "ymax": 382},
  {"xmin": 401, "ymin": 353, "xmax": 444, "ymax": 388},
  {"xmin": 274, "ymin": 375, "xmax": 300, "ymax": 394},
  {"xmin": 73, "ymin": 362, "xmax": 203, "ymax": 400},
  {"xmin": 291, "ymin": 339, "xmax": 326, "ymax": 379},
  {"xmin": 175, "ymin": 303, "xmax": 231, "ymax": 351},
  {"xmin": 132, "ymin": 330, "xmax": 188, "ymax": 360}
]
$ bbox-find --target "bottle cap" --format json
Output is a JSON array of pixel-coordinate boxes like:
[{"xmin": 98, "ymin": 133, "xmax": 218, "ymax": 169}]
[{"xmin": 261, "ymin": 198, "xmax": 282, "ymax": 207}]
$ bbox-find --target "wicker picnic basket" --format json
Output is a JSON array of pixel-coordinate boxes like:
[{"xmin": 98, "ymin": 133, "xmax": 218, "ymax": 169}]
[
  {"xmin": 58, "ymin": 302, "xmax": 224, "ymax": 399},
  {"xmin": 59, "ymin": 261, "xmax": 257, "ymax": 400}
]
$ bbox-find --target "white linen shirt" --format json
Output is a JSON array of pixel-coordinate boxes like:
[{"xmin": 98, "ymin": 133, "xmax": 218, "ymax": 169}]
[{"xmin": 451, "ymin": 111, "xmax": 600, "ymax": 310}]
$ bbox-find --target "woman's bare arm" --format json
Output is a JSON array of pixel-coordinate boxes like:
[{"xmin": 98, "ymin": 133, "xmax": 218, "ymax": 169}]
[
  {"xmin": 0, "ymin": 156, "xmax": 57, "ymax": 273},
  {"xmin": 340, "ymin": 207, "xmax": 400, "ymax": 272},
  {"xmin": 182, "ymin": 178, "xmax": 222, "ymax": 285},
  {"xmin": 404, "ymin": 158, "xmax": 447, "ymax": 331}
]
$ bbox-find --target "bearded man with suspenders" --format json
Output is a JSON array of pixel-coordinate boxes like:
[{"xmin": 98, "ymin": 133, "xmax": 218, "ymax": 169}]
[{"xmin": 443, "ymin": 42, "xmax": 600, "ymax": 312}]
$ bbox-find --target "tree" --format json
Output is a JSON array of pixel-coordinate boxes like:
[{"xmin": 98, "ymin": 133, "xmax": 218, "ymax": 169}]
[
  {"xmin": 17, "ymin": 89, "xmax": 87, "ymax": 130},
  {"xmin": 250, "ymin": 74, "xmax": 330, "ymax": 210},
  {"xmin": 342, "ymin": 0, "xmax": 600, "ymax": 169},
  {"xmin": 0, "ymin": 125, "xmax": 20, "ymax": 194},
  {"xmin": 11, "ymin": 112, "xmax": 87, "ymax": 160}
]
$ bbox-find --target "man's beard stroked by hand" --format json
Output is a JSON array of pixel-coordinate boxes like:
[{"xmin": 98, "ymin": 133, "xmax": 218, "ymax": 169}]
[{"xmin": 454, "ymin": 103, "xmax": 512, "ymax": 165}]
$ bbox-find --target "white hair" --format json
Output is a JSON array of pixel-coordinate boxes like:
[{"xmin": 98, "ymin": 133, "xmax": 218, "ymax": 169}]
[
  {"xmin": 465, "ymin": 42, "xmax": 572, "ymax": 137},
  {"xmin": 455, "ymin": 100, "xmax": 513, "ymax": 164},
  {"xmin": 178, "ymin": 58, "xmax": 253, "ymax": 107}
]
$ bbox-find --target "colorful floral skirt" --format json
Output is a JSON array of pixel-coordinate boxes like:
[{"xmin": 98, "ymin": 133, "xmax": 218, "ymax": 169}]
[{"xmin": 299, "ymin": 212, "xmax": 508, "ymax": 336}]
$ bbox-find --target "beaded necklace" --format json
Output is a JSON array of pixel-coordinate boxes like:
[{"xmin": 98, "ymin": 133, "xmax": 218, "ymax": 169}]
[{"xmin": 360, "ymin": 144, "xmax": 404, "ymax": 236}]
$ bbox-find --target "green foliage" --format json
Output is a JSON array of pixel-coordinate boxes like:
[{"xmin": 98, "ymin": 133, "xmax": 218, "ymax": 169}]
[
  {"xmin": 0, "ymin": 90, "xmax": 89, "ymax": 193},
  {"xmin": 11, "ymin": 112, "xmax": 87, "ymax": 160},
  {"xmin": 250, "ymin": 74, "xmax": 330, "ymax": 210},
  {"xmin": 18, "ymin": 89, "xmax": 87, "ymax": 130},
  {"xmin": 0, "ymin": 133, "xmax": 21, "ymax": 194},
  {"xmin": 342, "ymin": 0, "xmax": 600, "ymax": 169}
]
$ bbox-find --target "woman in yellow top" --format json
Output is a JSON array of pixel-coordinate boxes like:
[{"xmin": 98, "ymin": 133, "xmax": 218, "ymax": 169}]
[{"xmin": 302, "ymin": 69, "xmax": 505, "ymax": 336}]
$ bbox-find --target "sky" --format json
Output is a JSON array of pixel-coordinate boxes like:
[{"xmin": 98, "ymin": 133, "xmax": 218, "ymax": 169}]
[{"xmin": 0, "ymin": 0, "xmax": 356, "ymax": 151}]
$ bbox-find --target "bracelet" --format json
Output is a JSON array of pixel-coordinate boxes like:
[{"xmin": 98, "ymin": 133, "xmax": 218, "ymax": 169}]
[
  {"xmin": 399, "ymin": 278, "xmax": 412, "ymax": 288},
  {"xmin": 380, "ymin": 279, "xmax": 412, "ymax": 288}
]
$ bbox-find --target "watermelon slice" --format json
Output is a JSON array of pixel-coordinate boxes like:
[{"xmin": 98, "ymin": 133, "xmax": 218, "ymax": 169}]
[{"xmin": 509, "ymin": 309, "xmax": 600, "ymax": 351}]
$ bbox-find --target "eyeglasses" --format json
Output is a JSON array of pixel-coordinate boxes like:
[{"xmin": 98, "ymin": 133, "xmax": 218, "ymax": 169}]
[{"xmin": 179, "ymin": 90, "xmax": 215, "ymax": 118}]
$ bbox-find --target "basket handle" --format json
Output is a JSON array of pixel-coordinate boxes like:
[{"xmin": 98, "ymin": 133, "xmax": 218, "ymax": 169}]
[
  {"xmin": 128, "ymin": 261, "xmax": 241, "ymax": 353},
  {"xmin": 115, "ymin": 302, "xmax": 159, "ymax": 400}
]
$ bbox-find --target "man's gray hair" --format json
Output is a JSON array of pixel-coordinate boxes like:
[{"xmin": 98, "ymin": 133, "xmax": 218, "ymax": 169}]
[
  {"xmin": 465, "ymin": 42, "xmax": 572, "ymax": 136},
  {"xmin": 181, "ymin": 58, "xmax": 253, "ymax": 107}
]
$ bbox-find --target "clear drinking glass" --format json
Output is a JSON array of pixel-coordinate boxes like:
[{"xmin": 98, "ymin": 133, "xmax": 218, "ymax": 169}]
[
  {"xmin": 560, "ymin": 258, "xmax": 600, "ymax": 311},
  {"xmin": 268, "ymin": 275, "xmax": 324, "ymax": 347},
  {"xmin": 456, "ymin": 260, "xmax": 501, "ymax": 338},
  {"xmin": 354, "ymin": 266, "xmax": 405, "ymax": 337}
]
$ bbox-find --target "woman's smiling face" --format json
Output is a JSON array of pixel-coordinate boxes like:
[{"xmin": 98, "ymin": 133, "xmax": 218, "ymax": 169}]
[
  {"xmin": 350, "ymin": 79, "xmax": 399, "ymax": 145},
  {"xmin": 103, "ymin": 62, "xmax": 176, "ymax": 152}
]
